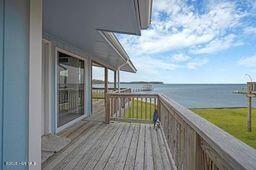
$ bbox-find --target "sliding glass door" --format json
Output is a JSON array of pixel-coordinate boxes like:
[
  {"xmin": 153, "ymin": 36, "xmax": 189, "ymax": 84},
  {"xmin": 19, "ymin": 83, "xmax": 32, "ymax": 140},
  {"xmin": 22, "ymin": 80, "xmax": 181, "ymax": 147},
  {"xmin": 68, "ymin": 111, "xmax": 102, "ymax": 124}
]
[{"xmin": 57, "ymin": 51, "xmax": 85, "ymax": 127}]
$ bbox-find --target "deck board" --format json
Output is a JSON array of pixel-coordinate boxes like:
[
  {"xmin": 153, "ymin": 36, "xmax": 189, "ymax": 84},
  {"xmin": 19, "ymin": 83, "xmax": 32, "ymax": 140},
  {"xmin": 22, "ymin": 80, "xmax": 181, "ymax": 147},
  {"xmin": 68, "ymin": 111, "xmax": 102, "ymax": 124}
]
[
  {"xmin": 124, "ymin": 125, "xmax": 140, "ymax": 170},
  {"xmin": 42, "ymin": 121, "xmax": 173, "ymax": 170},
  {"xmin": 114, "ymin": 125, "xmax": 135, "ymax": 170},
  {"xmin": 104, "ymin": 124, "xmax": 130, "ymax": 170},
  {"xmin": 134, "ymin": 124, "xmax": 145, "ymax": 170},
  {"xmin": 151, "ymin": 127, "xmax": 165, "ymax": 170},
  {"xmin": 83, "ymin": 124, "xmax": 122, "ymax": 169},
  {"xmin": 145, "ymin": 124, "xmax": 154, "ymax": 170},
  {"xmin": 74, "ymin": 123, "xmax": 118, "ymax": 169}
]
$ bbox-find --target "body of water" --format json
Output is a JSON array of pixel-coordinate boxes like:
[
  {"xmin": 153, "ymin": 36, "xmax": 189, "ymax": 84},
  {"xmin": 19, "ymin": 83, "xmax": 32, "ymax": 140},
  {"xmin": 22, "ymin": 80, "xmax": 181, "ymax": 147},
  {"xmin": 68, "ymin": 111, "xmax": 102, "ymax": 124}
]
[{"xmin": 94, "ymin": 84, "xmax": 251, "ymax": 108}]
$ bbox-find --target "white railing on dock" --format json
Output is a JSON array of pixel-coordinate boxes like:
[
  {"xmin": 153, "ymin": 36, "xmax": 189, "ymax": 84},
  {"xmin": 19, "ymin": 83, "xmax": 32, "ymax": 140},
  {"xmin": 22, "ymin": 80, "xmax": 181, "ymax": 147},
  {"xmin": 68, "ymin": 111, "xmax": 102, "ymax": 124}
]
[
  {"xmin": 106, "ymin": 92, "xmax": 256, "ymax": 170},
  {"xmin": 92, "ymin": 87, "xmax": 131, "ymax": 99}
]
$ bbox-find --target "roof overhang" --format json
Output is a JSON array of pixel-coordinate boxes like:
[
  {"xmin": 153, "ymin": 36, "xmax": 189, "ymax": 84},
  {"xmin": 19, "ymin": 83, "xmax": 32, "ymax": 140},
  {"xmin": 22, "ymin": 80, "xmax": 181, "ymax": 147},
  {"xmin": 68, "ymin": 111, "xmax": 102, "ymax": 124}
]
[
  {"xmin": 137, "ymin": 0, "xmax": 153, "ymax": 29},
  {"xmin": 43, "ymin": 0, "xmax": 152, "ymax": 73}
]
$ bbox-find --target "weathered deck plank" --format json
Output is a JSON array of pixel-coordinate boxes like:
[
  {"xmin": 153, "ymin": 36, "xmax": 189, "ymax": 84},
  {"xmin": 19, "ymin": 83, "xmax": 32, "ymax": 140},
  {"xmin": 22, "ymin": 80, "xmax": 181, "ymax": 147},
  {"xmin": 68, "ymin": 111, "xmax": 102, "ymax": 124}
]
[
  {"xmin": 42, "ymin": 122, "xmax": 102, "ymax": 169},
  {"xmin": 74, "ymin": 123, "xmax": 118, "ymax": 169},
  {"xmin": 42, "ymin": 122, "xmax": 173, "ymax": 170},
  {"xmin": 83, "ymin": 124, "xmax": 123, "ymax": 169},
  {"xmin": 157, "ymin": 127, "xmax": 172, "ymax": 169},
  {"xmin": 93, "ymin": 123, "xmax": 126, "ymax": 169},
  {"xmin": 104, "ymin": 124, "xmax": 130, "ymax": 170},
  {"xmin": 134, "ymin": 124, "xmax": 145, "ymax": 170},
  {"xmin": 145, "ymin": 124, "xmax": 154, "ymax": 170},
  {"xmin": 151, "ymin": 127, "xmax": 164, "ymax": 170},
  {"xmin": 62, "ymin": 124, "xmax": 109, "ymax": 170},
  {"xmin": 124, "ymin": 125, "xmax": 140, "ymax": 170},
  {"xmin": 113, "ymin": 125, "xmax": 135, "ymax": 170}
]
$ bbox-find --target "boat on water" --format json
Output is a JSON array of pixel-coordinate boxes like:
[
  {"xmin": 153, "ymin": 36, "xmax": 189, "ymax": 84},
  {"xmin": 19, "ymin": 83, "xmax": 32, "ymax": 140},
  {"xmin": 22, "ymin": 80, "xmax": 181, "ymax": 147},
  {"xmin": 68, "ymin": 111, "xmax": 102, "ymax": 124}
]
[{"xmin": 141, "ymin": 84, "xmax": 153, "ymax": 91}]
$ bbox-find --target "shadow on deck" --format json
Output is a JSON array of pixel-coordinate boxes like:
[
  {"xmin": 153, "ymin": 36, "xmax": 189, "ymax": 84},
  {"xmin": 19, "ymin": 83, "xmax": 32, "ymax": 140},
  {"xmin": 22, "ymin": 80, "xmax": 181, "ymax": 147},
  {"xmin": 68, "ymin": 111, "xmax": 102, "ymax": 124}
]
[{"xmin": 42, "ymin": 120, "xmax": 172, "ymax": 170}]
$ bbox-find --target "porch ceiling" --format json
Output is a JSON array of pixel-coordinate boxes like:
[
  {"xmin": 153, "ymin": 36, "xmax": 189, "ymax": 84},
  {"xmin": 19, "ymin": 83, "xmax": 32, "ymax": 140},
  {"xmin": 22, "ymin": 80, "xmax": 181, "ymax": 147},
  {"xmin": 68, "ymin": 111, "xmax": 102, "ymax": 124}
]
[{"xmin": 43, "ymin": 0, "xmax": 152, "ymax": 73}]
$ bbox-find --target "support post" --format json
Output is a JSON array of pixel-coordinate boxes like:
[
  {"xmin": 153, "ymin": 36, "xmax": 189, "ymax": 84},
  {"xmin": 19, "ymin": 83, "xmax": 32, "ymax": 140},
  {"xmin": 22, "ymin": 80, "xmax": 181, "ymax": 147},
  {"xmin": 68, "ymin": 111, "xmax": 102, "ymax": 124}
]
[
  {"xmin": 114, "ymin": 70, "xmax": 117, "ymax": 91},
  {"xmin": 104, "ymin": 67, "xmax": 108, "ymax": 104},
  {"xmin": 247, "ymin": 82, "xmax": 253, "ymax": 132},
  {"xmin": 248, "ymin": 96, "xmax": 252, "ymax": 132},
  {"xmin": 118, "ymin": 69, "xmax": 120, "ymax": 93}
]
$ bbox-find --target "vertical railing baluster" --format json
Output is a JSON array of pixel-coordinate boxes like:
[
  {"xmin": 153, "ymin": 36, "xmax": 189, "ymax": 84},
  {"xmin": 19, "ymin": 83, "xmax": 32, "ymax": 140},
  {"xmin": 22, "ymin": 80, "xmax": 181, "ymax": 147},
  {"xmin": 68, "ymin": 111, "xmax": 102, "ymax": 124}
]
[
  {"xmin": 132, "ymin": 97, "xmax": 134, "ymax": 119},
  {"xmin": 150, "ymin": 98, "xmax": 152, "ymax": 120},
  {"xmin": 124, "ymin": 96, "xmax": 126, "ymax": 119},
  {"xmin": 141, "ymin": 97, "xmax": 143, "ymax": 119},
  {"xmin": 145, "ymin": 97, "xmax": 147, "ymax": 120},
  {"xmin": 127, "ymin": 97, "xmax": 131, "ymax": 119},
  {"xmin": 137, "ymin": 97, "xmax": 139, "ymax": 119}
]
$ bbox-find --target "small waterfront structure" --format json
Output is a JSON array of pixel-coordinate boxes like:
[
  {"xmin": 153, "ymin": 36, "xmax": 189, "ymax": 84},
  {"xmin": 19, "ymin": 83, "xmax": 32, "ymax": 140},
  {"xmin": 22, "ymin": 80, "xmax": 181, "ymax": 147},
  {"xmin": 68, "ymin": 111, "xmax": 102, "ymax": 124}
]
[
  {"xmin": 141, "ymin": 83, "xmax": 154, "ymax": 91},
  {"xmin": 1, "ymin": 1, "xmax": 256, "ymax": 170}
]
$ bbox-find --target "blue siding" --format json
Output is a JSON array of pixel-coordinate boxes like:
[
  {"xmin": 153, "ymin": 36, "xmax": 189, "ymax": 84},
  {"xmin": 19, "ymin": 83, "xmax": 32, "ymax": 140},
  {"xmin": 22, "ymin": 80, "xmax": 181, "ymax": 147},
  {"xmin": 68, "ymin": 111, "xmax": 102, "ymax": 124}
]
[
  {"xmin": 2, "ymin": 0, "xmax": 29, "ymax": 169},
  {"xmin": 0, "ymin": 0, "xmax": 4, "ymax": 169}
]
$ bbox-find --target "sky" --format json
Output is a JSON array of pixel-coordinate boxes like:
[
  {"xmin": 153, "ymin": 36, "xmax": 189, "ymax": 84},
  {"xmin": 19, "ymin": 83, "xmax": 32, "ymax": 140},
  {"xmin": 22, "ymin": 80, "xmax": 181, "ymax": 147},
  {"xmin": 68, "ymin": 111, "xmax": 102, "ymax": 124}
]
[{"xmin": 95, "ymin": 0, "xmax": 256, "ymax": 84}]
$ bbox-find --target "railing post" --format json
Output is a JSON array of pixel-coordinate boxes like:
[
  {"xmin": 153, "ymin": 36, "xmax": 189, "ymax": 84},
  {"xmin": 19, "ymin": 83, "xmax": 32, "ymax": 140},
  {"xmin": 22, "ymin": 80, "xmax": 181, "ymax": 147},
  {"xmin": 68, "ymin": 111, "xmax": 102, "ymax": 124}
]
[
  {"xmin": 158, "ymin": 95, "xmax": 161, "ymax": 121},
  {"xmin": 105, "ymin": 93, "xmax": 110, "ymax": 124}
]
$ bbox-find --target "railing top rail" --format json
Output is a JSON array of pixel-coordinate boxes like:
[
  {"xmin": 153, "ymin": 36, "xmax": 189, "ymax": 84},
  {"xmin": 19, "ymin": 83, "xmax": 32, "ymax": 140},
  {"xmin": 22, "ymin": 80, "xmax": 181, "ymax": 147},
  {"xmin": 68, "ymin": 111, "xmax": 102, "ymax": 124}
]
[
  {"xmin": 92, "ymin": 87, "xmax": 126, "ymax": 90},
  {"xmin": 158, "ymin": 93, "xmax": 256, "ymax": 169}
]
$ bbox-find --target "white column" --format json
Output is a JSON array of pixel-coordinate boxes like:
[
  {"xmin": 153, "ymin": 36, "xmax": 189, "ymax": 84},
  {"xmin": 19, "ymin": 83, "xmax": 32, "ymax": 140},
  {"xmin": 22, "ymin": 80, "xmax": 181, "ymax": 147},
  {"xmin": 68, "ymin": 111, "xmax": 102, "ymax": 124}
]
[{"xmin": 29, "ymin": 0, "xmax": 42, "ymax": 169}]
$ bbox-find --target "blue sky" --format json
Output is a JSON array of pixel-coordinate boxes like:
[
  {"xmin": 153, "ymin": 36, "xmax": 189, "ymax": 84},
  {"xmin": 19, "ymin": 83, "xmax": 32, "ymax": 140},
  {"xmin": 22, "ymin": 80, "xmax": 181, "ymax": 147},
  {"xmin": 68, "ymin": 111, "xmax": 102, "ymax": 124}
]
[
  {"xmin": 119, "ymin": 0, "xmax": 256, "ymax": 84},
  {"xmin": 95, "ymin": 0, "xmax": 256, "ymax": 84}
]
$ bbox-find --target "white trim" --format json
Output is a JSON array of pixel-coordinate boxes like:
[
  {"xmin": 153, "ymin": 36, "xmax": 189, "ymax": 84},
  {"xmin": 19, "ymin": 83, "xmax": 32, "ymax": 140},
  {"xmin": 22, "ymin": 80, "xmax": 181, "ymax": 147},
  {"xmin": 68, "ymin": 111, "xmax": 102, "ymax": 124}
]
[
  {"xmin": 56, "ymin": 47, "xmax": 85, "ymax": 61},
  {"xmin": 42, "ymin": 39, "xmax": 52, "ymax": 135},
  {"xmin": 55, "ymin": 47, "xmax": 87, "ymax": 133},
  {"xmin": 56, "ymin": 115, "xmax": 86, "ymax": 133},
  {"xmin": 29, "ymin": 0, "xmax": 42, "ymax": 169}
]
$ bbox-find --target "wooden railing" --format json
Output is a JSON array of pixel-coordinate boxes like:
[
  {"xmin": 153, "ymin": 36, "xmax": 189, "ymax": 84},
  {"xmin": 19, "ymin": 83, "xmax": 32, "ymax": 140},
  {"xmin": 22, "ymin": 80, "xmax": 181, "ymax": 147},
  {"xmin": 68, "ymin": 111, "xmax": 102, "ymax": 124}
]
[
  {"xmin": 105, "ymin": 93, "xmax": 158, "ymax": 124},
  {"xmin": 106, "ymin": 92, "xmax": 256, "ymax": 170}
]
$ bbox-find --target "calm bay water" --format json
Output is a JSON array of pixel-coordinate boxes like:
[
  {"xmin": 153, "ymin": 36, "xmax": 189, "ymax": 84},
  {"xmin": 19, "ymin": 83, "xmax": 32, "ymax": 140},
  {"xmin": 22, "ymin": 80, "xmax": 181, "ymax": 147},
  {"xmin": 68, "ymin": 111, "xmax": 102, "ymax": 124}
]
[{"xmin": 94, "ymin": 84, "xmax": 251, "ymax": 108}]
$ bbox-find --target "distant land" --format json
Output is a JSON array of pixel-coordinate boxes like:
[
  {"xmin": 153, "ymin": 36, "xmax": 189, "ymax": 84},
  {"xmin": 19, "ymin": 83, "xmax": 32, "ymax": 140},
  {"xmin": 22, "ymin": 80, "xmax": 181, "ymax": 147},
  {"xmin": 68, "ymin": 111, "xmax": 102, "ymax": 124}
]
[{"xmin": 92, "ymin": 79, "xmax": 164, "ymax": 84}]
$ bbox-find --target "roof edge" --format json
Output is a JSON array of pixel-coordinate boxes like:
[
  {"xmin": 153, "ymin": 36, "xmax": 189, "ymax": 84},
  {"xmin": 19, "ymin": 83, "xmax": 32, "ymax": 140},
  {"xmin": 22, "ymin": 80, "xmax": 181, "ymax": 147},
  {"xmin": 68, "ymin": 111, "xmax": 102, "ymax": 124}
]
[
  {"xmin": 137, "ymin": 0, "xmax": 153, "ymax": 29},
  {"xmin": 99, "ymin": 31, "xmax": 137, "ymax": 73}
]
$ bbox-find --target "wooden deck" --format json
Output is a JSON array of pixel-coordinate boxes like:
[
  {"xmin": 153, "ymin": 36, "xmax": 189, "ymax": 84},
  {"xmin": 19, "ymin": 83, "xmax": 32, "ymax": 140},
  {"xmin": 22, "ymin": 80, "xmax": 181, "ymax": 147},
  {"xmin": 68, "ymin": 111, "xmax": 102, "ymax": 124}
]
[{"xmin": 42, "ymin": 121, "xmax": 172, "ymax": 170}]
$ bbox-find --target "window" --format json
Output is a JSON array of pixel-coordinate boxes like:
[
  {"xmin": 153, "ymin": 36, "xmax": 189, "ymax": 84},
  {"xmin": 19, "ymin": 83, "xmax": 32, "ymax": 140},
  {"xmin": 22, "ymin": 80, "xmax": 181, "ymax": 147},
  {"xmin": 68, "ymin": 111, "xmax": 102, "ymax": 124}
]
[{"xmin": 57, "ymin": 51, "xmax": 85, "ymax": 127}]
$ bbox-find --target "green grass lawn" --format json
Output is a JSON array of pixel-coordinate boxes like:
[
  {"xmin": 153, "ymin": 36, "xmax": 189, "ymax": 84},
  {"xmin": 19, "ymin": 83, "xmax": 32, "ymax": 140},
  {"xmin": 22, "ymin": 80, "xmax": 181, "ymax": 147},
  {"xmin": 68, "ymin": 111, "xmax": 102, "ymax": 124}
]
[
  {"xmin": 192, "ymin": 108, "xmax": 256, "ymax": 149},
  {"xmin": 92, "ymin": 91, "xmax": 105, "ymax": 99},
  {"xmin": 125, "ymin": 99, "xmax": 156, "ymax": 120}
]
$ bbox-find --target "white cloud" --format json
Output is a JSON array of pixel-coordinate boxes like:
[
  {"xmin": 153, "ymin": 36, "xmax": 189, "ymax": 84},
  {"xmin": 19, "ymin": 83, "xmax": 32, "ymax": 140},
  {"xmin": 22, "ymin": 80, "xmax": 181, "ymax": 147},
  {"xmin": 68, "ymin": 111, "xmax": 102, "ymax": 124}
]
[
  {"xmin": 113, "ymin": 0, "xmax": 256, "ymax": 82},
  {"xmin": 118, "ymin": 0, "xmax": 249, "ymax": 56},
  {"xmin": 171, "ymin": 54, "xmax": 191, "ymax": 62},
  {"xmin": 133, "ymin": 56, "xmax": 179, "ymax": 75},
  {"xmin": 244, "ymin": 27, "xmax": 256, "ymax": 35},
  {"xmin": 187, "ymin": 59, "xmax": 208, "ymax": 69},
  {"xmin": 191, "ymin": 34, "xmax": 243, "ymax": 54},
  {"xmin": 238, "ymin": 55, "xmax": 256, "ymax": 68}
]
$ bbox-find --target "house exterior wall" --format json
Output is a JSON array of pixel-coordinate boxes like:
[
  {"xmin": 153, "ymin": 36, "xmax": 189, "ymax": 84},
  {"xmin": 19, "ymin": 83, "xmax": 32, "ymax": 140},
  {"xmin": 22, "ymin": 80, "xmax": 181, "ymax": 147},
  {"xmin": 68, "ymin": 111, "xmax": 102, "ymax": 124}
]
[
  {"xmin": 0, "ymin": 1, "xmax": 42, "ymax": 169},
  {"xmin": 43, "ymin": 33, "xmax": 92, "ymax": 133},
  {"xmin": 2, "ymin": 0, "xmax": 30, "ymax": 169}
]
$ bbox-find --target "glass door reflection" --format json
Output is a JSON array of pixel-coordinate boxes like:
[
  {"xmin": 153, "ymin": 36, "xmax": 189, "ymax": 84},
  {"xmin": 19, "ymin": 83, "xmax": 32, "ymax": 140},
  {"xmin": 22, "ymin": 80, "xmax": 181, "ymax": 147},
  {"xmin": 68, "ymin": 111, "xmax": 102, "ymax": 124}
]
[{"xmin": 57, "ymin": 52, "xmax": 85, "ymax": 127}]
